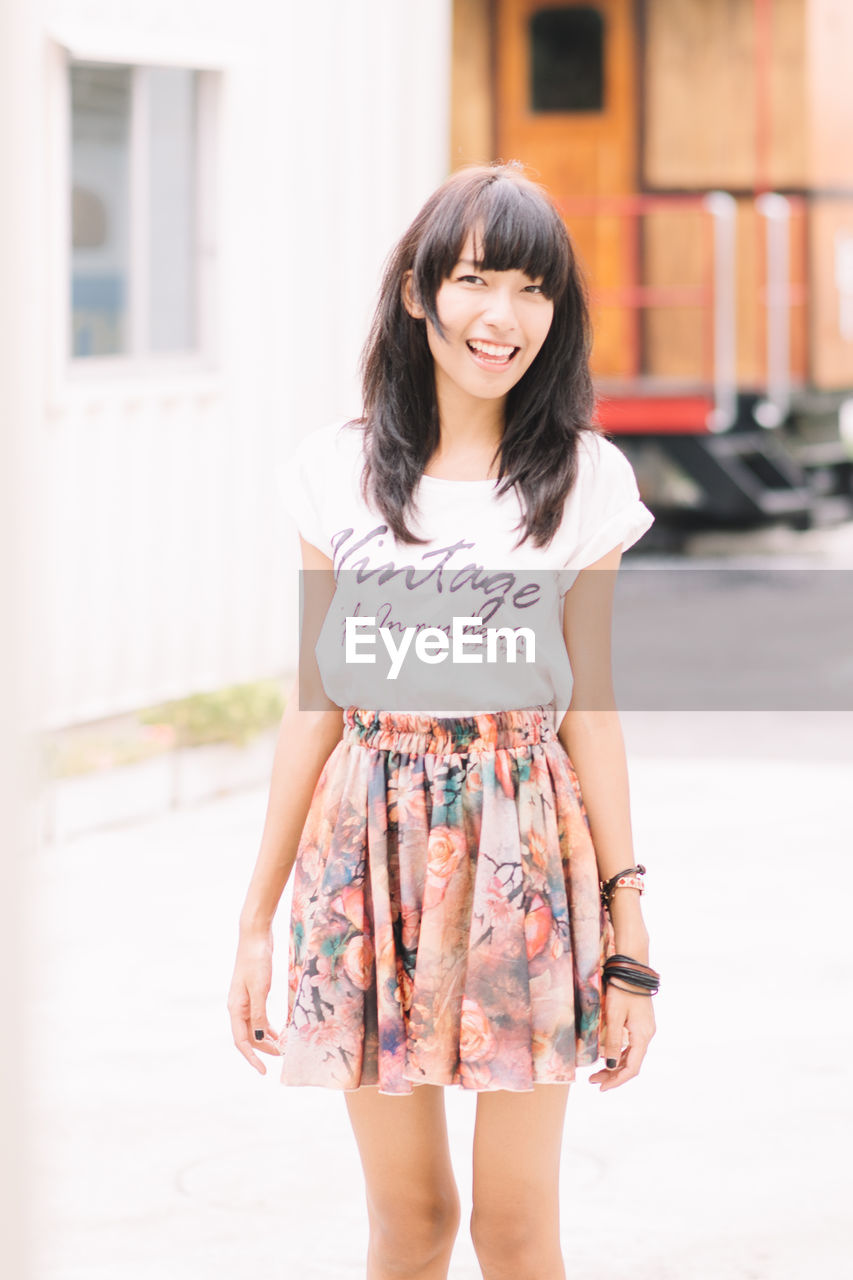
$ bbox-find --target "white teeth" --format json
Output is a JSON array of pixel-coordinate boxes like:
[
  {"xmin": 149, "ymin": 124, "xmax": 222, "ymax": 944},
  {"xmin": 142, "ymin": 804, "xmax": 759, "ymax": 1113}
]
[{"xmin": 468, "ymin": 340, "xmax": 516, "ymax": 358}]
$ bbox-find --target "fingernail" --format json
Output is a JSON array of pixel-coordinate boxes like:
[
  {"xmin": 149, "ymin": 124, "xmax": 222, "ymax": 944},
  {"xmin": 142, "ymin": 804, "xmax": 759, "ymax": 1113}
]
[
  {"xmin": 606, "ymin": 1058, "xmax": 618, "ymax": 1069},
  {"xmin": 254, "ymin": 1030, "xmax": 265, "ymax": 1041}
]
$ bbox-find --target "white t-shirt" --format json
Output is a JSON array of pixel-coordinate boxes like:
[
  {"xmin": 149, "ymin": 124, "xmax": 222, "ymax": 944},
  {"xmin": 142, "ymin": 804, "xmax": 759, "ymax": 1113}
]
[{"xmin": 278, "ymin": 419, "xmax": 654, "ymax": 725}]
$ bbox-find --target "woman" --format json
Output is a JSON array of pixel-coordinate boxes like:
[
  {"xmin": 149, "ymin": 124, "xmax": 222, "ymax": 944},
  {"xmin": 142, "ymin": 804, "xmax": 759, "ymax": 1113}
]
[{"xmin": 228, "ymin": 161, "xmax": 657, "ymax": 1280}]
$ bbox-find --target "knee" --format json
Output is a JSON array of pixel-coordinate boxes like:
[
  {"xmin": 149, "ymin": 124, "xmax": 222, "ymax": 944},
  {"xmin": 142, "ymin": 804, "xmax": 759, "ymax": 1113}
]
[
  {"xmin": 371, "ymin": 1189, "xmax": 461, "ymax": 1275},
  {"xmin": 470, "ymin": 1205, "xmax": 534, "ymax": 1263},
  {"xmin": 470, "ymin": 1202, "xmax": 561, "ymax": 1278}
]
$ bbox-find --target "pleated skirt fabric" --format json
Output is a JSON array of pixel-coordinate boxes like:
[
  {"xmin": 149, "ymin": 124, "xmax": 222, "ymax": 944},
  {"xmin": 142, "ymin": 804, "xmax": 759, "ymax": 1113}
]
[{"xmin": 277, "ymin": 704, "xmax": 615, "ymax": 1095}]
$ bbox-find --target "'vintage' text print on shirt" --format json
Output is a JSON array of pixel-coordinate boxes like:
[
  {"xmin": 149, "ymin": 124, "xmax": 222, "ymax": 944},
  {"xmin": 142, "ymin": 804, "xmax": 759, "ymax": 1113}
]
[{"xmin": 331, "ymin": 525, "xmax": 544, "ymax": 624}]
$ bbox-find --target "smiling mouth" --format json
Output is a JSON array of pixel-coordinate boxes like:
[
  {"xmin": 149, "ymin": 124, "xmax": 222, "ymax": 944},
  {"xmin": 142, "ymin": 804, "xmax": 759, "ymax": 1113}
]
[{"xmin": 466, "ymin": 339, "xmax": 520, "ymax": 367}]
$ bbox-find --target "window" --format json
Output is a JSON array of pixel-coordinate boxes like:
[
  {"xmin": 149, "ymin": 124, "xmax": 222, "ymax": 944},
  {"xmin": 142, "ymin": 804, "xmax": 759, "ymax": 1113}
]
[
  {"xmin": 530, "ymin": 6, "xmax": 605, "ymax": 113},
  {"xmin": 70, "ymin": 62, "xmax": 201, "ymax": 359}
]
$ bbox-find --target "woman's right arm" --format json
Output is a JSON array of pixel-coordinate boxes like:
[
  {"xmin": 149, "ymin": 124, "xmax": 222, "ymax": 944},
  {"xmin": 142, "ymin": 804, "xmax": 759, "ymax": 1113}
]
[
  {"xmin": 227, "ymin": 536, "xmax": 342, "ymax": 1073},
  {"xmin": 237, "ymin": 684, "xmax": 343, "ymax": 935}
]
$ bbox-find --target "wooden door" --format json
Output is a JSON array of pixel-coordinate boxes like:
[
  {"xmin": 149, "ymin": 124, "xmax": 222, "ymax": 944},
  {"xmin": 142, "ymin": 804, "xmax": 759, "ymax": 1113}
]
[{"xmin": 495, "ymin": 0, "xmax": 638, "ymax": 376}]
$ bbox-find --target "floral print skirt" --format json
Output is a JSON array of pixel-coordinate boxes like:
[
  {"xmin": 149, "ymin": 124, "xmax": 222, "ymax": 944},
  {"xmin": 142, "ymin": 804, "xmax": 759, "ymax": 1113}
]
[{"xmin": 277, "ymin": 704, "xmax": 615, "ymax": 1094}]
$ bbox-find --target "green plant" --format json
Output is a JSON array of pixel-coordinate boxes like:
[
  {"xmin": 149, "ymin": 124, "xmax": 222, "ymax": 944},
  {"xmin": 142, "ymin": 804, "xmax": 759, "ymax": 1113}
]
[{"xmin": 139, "ymin": 678, "xmax": 286, "ymax": 748}]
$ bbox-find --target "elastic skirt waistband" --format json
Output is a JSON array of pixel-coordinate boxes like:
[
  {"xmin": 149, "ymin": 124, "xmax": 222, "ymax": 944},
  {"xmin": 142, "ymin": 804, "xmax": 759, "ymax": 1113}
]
[{"xmin": 342, "ymin": 704, "xmax": 556, "ymax": 755}]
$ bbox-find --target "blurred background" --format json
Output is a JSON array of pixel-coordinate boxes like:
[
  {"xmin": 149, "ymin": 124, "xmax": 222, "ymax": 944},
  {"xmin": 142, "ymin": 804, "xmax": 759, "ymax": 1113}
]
[{"xmin": 2, "ymin": 1, "xmax": 851, "ymax": 1277}]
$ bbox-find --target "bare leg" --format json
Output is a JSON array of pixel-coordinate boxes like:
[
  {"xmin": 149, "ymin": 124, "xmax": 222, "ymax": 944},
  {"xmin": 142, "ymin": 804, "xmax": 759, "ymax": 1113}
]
[
  {"xmin": 470, "ymin": 1084, "xmax": 570, "ymax": 1280},
  {"xmin": 344, "ymin": 1083, "xmax": 461, "ymax": 1280}
]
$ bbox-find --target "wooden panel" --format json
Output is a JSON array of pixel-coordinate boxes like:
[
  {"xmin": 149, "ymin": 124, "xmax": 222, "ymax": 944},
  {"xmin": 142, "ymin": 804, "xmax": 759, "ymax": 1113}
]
[
  {"xmin": 735, "ymin": 200, "xmax": 762, "ymax": 386},
  {"xmin": 644, "ymin": 0, "xmax": 757, "ymax": 190},
  {"xmin": 451, "ymin": 0, "xmax": 495, "ymax": 166},
  {"xmin": 644, "ymin": 198, "xmax": 809, "ymax": 389},
  {"xmin": 646, "ymin": 0, "xmax": 853, "ymax": 192},
  {"xmin": 643, "ymin": 206, "xmax": 709, "ymax": 380},
  {"xmin": 807, "ymin": 0, "xmax": 853, "ymax": 188},
  {"xmin": 767, "ymin": 0, "xmax": 807, "ymax": 187},
  {"xmin": 809, "ymin": 199, "xmax": 853, "ymax": 389},
  {"xmin": 644, "ymin": 0, "xmax": 807, "ymax": 191},
  {"xmin": 496, "ymin": 0, "xmax": 639, "ymax": 376},
  {"xmin": 643, "ymin": 204, "xmax": 767, "ymax": 384}
]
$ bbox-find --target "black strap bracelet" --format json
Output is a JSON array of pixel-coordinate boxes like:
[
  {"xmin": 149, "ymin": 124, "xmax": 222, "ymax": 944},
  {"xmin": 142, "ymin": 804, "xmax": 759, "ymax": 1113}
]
[
  {"xmin": 603, "ymin": 954, "xmax": 660, "ymax": 995},
  {"xmin": 605, "ymin": 979, "xmax": 659, "ymax": 996},
  {"xmin": 596, "ymin": 962, "xmax": 655, "ymax": 983},
  {"xmin": 601, "ymin": 977, "xmax": 653, "ymax": 998},
  {"xmin": 606, "ymin": 953, "xmax": 657, "ymax": 969},
  {"xmin": 604, "ymin": 959, "xmax": 658, "ymax": 976},
  {"xmin": 604, "ymin": 964, "xmax": 659, "ymax": 983},
  {"xmin": 606, "ymin": 978, "xmax": 655, "ymax": 997},
  {"xmin": 604, "ymin": 955, "xmax": 660, "ymax": 980}
]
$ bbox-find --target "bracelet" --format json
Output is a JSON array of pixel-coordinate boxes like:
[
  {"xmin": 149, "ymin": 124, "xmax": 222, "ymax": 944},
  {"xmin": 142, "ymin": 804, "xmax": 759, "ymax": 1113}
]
[
  {"xmin": 600, "ymin": 864, "xmax": 646, "ymax": 909},
  {"xmin": 604, "ymin": 970, "xmax": 659, "ymax": 994},
  {"xmin": 606, "ymin": 953, "xmax": 660, "ymax": 979},
  {"xmin": 604, "ymin": 956, "xmax": 659, "ymax": 983},
  {"xmin": 603, "ymin": 953, "xmax": 660, "ymax": 996},
  {"xmin": 606, "ymin": 978, "xmax": 654, "ymax": 997}
]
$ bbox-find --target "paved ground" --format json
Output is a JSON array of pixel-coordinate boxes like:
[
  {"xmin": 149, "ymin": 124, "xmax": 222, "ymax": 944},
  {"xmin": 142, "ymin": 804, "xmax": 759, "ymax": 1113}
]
[{"xmin": 24, "ymin": 523, "xmax": 853, "ymax": 1279}]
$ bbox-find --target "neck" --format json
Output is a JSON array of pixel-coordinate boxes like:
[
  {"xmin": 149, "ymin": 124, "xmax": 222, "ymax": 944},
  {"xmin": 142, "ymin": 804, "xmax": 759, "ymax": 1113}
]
[{"xmin": 431, "ymin": 379, "xmax": 506, "ymax": 476}]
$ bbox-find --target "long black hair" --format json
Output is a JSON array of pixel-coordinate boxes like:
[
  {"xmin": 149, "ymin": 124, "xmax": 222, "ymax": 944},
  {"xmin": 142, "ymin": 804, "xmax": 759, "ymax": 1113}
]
[{"xmin": 354, "ymin": 162, "xmax": 596, "ymax": 549}]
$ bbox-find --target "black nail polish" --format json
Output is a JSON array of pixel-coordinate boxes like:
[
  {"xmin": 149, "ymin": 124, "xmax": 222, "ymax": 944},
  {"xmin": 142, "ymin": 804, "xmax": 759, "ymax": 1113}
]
[
  {"xmin": 606, "ymin": 1057, "xmax": 618, "ymax": 1068},
  {"xmin": 254, "ymin": 1030, "xmax": 264, "ymax": 1041}
]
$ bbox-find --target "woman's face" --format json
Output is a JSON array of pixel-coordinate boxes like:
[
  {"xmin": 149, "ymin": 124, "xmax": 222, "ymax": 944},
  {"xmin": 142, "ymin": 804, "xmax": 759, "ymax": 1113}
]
[{"xmin": 405, "ymin": 230, "xmax": 555, "ymax": 411}]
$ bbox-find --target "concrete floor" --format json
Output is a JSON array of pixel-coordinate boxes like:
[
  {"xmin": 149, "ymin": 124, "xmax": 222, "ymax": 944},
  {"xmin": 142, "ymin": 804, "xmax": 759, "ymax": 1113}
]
[{"xmin": 26, "ymin": 702, "xmax": 853, "ymax": 1279}]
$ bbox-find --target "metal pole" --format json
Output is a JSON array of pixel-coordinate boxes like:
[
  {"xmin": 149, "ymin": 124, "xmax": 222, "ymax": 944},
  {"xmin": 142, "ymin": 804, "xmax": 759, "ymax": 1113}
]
[{"xmin": 703, "ymin": 191, "xmax": 738, "ymax": 433}]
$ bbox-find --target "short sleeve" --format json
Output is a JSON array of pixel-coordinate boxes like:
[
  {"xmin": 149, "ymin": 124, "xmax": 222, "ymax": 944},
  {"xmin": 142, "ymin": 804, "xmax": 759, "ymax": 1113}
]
[
  {"xmin": 275, "ymin": 432, "xmax": 334, "ymax": 558},
  {"xmin": 561, "ymin": 433, "xmax": 655, "ymax": 570}
]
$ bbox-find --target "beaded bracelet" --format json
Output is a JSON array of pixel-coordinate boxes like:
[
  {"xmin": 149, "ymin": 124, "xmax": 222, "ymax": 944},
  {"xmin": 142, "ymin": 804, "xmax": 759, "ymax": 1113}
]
[{"xmin": 600, "ymin": 863, "xmax": 646, "ymax": 909}]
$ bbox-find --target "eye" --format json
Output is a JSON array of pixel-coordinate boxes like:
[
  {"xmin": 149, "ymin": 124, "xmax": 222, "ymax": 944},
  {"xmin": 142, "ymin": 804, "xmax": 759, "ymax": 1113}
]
[
  {"xmin": 457, "ymin": 274, "xmax": 485, "ymax": 284},
  {"xmin": 524, "ymin": 283, "xmax": 546, "ymax": 294}
]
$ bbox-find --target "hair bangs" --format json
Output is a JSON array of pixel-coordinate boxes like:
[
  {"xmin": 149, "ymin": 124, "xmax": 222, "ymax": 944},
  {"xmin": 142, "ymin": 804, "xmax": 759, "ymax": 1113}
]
[{"xmin": 468, "ymin": 179, "xmax": 571, "ymax": 300}]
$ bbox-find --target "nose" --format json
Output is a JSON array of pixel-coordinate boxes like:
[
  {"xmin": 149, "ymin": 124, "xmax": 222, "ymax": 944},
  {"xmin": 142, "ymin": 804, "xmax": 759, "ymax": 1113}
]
[{"xmin": 479, "ymin": 284, "xmax": 518, "ymax": 334}]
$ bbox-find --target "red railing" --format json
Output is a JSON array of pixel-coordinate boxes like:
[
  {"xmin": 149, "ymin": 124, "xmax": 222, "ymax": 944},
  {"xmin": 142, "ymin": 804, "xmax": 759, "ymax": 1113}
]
[{"xmin": 552, "ymin": 191, "xmax": 806, "ymax": 434}]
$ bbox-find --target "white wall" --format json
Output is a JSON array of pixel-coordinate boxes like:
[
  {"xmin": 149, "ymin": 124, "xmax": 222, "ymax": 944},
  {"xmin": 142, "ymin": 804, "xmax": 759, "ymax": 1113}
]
[
  {"xmin": 31, "ymin": 0, "xmax": 452, "ymax": 727},
  {"xmin": 0, "ymin": 0, "xmax": 46, "ymax": 1272}
]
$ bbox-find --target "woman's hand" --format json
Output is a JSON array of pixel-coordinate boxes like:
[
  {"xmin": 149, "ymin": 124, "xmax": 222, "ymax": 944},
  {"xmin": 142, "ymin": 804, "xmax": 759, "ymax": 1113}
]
[
  {"xmin": 588, "ymin": 983, "xmax": 656, "ymax": 1091},
  {"xmin": 227, "ymin": 928, "xmax": 283, "ymax": 1075}
]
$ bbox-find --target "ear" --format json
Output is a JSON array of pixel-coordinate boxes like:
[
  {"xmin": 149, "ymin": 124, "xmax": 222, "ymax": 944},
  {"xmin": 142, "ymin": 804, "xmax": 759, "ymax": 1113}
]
[{"xmin": 402, "ymin": 270, "xmax": 425, "ymax": 320}]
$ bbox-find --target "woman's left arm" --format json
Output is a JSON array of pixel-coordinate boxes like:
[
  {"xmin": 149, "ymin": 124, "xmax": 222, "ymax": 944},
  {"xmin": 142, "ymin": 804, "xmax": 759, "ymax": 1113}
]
[{"xmin": 559, "ymin": 543, "xmax": 656, "ymax": 1091}]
